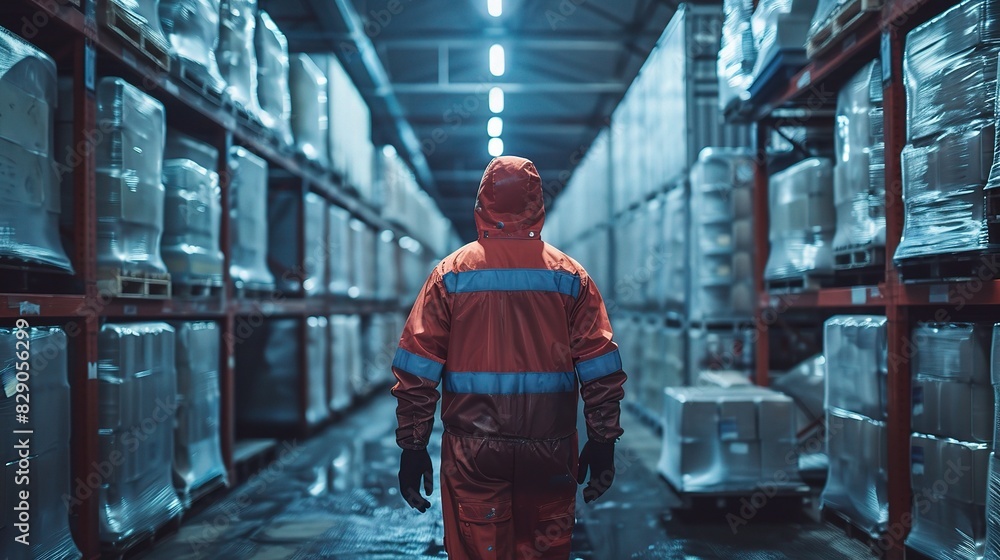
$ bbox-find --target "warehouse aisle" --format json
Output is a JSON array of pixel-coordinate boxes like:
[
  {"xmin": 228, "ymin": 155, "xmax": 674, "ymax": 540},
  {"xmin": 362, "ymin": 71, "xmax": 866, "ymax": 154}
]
[{"xmin": 142, "ymin": 393, "xmax": 878, "ymax": 560}]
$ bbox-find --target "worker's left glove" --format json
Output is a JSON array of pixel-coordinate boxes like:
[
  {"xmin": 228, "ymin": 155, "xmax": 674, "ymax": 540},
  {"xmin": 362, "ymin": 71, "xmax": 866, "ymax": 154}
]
[
  {"xmin": 577, "ymin": 440, "xmax": 616, "ymax": 503},
  {"xmin": 399, "ymin": 448, "xmax": 434, "ymax": 513}
]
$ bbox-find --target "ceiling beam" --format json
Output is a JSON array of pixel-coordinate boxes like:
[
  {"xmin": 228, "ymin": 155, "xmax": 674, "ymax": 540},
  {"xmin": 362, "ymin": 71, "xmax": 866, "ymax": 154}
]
[
  {"xmin": 384, "ymin": 82, "xmax": 627, "ymax": 95},
  {"xmin": 433, "ymin": 169, "xmax": 566, "ymax": 182},
  {"xmin": 285, "ymin": 29, "xmax": 661, "ymax": 48},
  {"xmin": 412, "ymin": 122, "xmax": 591, "ymax": 136}
]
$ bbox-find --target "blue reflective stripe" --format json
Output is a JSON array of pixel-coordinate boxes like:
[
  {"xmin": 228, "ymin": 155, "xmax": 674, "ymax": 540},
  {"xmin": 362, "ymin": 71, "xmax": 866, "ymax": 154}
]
[
  {"xmin": 442, "ymin": 269, "xmax": 581, "ymax": 298},
  {"xmin": 392, "ymin": 347, "xmax": 444, "ymax": 382},
  {"xmin": 575, "ymin": 349, "xmax": 623, "ymax": 383},
  {"xmin": 443, "ymin": 371, "xmax": 577, "ymax": 394}
]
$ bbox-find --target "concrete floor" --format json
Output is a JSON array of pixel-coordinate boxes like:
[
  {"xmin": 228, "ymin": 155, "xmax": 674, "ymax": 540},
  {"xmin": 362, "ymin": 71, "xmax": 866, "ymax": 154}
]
[{"xmin": 142, "ymin": 394, "xmax": 877, "ymax": 559}]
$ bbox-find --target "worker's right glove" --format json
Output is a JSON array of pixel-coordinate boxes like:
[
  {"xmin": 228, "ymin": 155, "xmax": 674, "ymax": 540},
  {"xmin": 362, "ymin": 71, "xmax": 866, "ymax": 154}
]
[
  {"xmin": 577, "ymin": 440, "xmax": 616, "ymax": 503},
  {"xmin": 398, "ymin": 448, "xmax": 434, "ymax": 513}
]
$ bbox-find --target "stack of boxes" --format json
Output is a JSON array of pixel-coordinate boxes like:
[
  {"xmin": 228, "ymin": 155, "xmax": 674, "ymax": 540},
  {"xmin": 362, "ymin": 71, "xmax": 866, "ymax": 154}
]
[{"xmin": 821, "ymin": 315, "xmax": 889, "ymax": 537}]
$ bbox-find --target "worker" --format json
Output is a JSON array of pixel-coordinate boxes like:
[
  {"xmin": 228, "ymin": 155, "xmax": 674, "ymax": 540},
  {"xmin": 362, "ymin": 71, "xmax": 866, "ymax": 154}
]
[{"xmin": 390, "ymin": 155, "xmax": 627, "ymax": 559}]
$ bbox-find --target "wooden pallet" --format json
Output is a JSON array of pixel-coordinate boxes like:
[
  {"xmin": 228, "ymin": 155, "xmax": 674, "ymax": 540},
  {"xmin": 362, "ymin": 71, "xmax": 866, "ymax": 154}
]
[
  {"xmin": 832, "ymin": 264, "xmax": 884, "ymax": 288},
  {"xmin": 233, "ymin": 283, "xmax": 276, "ymax": 300},
  {"xmin": 896, "ymin": 250, "xmax": 1000, "ymax": 283},
  {"xmin": 834, "ymin": 245, "xmax": 885, "ymax": 270},
  {"xmin": 173, "ymin": 279, "xmax": 224, "ymax": 299},
  {"xmin": 101, "ymin": 1, "xmax": 171, "ymax": 72},
  {"xmin": 807, "ymin": 0, "xmax": 884, "ymax": 59},
  {"xmin": 765, "ymin": 273, "xmax": 835, "ymax": 293},
  {"xmin": 98, "ymin": 270, "xmax": 171, "ymax": 299},
  {"xmin": 171, "ymin": 58, "xmax": 227, "ymax": 107},
  {"xmin": 180, "ymin": 473, "xmax": 228, "ymax": 511},
  {"xmin": 821, "ymin": 507, "xmax": 886, "ymax": 559}
]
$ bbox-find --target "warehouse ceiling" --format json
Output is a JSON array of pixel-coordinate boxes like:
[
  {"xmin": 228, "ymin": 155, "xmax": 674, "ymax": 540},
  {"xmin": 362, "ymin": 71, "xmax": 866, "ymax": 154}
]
[{"xmin": 263, "ymin": 0, "xmax": 678, "ymax": 240}]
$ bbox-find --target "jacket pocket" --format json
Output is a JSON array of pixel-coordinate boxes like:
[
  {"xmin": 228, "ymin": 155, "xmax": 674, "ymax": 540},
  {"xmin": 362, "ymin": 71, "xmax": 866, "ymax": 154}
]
[
  {"xmin": 532, "ymin": 498, "xmax": 576, "ymax": 556},
  {"xmin": 458, "ymin": 500, "xmax": 512, "ymax": 559}
]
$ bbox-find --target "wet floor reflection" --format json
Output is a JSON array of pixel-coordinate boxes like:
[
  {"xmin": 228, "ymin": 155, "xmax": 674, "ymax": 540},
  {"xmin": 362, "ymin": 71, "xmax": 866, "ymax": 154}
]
[{"xmin": 142, "ymin": 395, "xmax": 876, "ymax": 559}]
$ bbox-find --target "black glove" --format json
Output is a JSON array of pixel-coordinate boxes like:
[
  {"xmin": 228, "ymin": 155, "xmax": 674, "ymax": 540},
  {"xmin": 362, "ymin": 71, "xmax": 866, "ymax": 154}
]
[
  {"xmin": 399, "ymin": 448, "xmax": 434, "ymax": 512},
  {"xmin": 576, "ymin": 440, "xmax": 616, "ymax": 503}
]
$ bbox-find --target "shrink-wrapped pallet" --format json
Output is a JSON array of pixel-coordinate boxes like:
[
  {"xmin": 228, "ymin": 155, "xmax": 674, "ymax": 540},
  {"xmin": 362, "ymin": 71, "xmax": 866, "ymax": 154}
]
[
  {"xmin": 808, "ymin": 0, "xmax": 843, "ymax": 36},
  {"xmin": 254, "ymin": 11, "xmax": 292, "ymax": 146},
  {"xmin": 911, "ymin": 323, "xmax": 994, "ymax": 443},
  {"xmin": 357, "ymin": 314, "xmax": 392, "ymax": 398},
  {"xmin": 764, "ymin": 158, "xmax": 835, "ymax": 283},
  {"xmin": 161, "ymin": 159, "xmax": 223, "ymax": 288},
  {"xmin": 171, "ymin": 321, "xmax": 226, "ymax": 508},
  {"xmin": 689, "ymin": 148, "xmax": 755, "ymax": 319},
  {"xmin": 235, "ymin": 319, "xmax": 322, "ymax": 431},
  {"xmin": 306, "ymin": 316, "xmax": 330, "ymax": 426},
  {"xmin": 718, "ymin": 0, "xmax": 757, "ymax": 110},
  {"xmin": 824, "ymin": 315, "xmax": 887, "ymax": 420},
  {"xmin": 690, "ymin": 328, "xmax": 754, "ymax": 380},
  {"xmin": 96, "ymin": 77, "xmax": 168, "ymax": 277},
  {"xmin": 98, "ymin": 323, "xmax": 182, "ymax": 547},
  {"xmin": 906, "ymin": 434, "xmax": 990, "ymax": 560},
  {"xmin": 328, "ymin": 205, "xmax": 352, "ymax": 297},
  {"xmin": 376, "ymin": 230, "xmax": 399, "ymax": 302},
  {"xmin": 159, "ymin": 0, "xmax": 225, "ymax": 93},
  {"xmin": 104, "ymin": 0, "xmax": 168, "ymax": 48},
  {"xmin": 349, "ymin": 219, "xmax": 376, "ymax": 299},
  {"xmin": 324, "ymin": 55, "xmax": 374, "ymax": 198},
  {"xmin": 616, "ymin": 318, "xmax": 642, "ymax": 405},
  {"xmin": 217, "ymin": 0, "xmax": 261, "ymax": 117},
  {"xmin": 289, "ymin": 54, "xmax": 329, "ymax": 166},
  {"xmin": 399, "ymin": 236, "xmax": 426, "ymax": 303},
  {"xmin": 658, "ymin": 386, "xmax": 802, "ymax": 493},
  {"xmin": 664, "ymin": 187, "xmax": 688, "ymax": 309},
  {"xmin": 268, "ymin": 191, "xmax": 328, "ymax": 295},
  {"xmin": 821, "ymin": 408, "xmax": 888, "ymax": 537},
  {"xmin": 750, "ymin": 0, "xmax": 818, "ymax": 85},
  {"xmin": 1, "ymin": 327, "xmax": 80, "ymax": 560},
  {"xmin": 329, "ymin": 315, "xmax": 358, "ymax": 413},
  {"xmin": 228, "ymin": 146, "xmax": 275, "ymax": 291},
  {"xmin": 771, "ymin": 354, "xmax": 825, "ymax": 429},
  {"xmin": 895, "ymin": 125, "xmax": 995, "ymax": 260},
  {"xmin": 0, "ymin": 28, "xmax": 72, "ymax": 272},
  {"xmin": 833, "ymin": 60, "xmax": 886, "ymax": 266}
]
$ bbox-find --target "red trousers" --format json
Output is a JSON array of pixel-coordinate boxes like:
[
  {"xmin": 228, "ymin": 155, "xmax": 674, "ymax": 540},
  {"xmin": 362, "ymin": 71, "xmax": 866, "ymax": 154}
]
[{"xmin": 440, "ymin": 432, "xmax": 579, "ymax": 560}]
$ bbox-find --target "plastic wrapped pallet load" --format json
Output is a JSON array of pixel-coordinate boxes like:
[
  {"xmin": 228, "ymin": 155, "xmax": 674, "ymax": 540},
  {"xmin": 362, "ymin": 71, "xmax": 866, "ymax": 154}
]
[
  {"xmin": 824, "ymin": 315, "xmax": 887, "ymax": 420},
  {"xmin": 718, "ymin": 0, "xmax": 757, "ymax": 110},
  {"xmin": 689, "ymin": 148, "xmax": 755, "ymax": 320},
  {"xmin": 329, "ymin": 315, "xmax": 356, "ymax": 413},
  {"xmin": 376, "ymin": 230, "xmax": 399, "ymax": 302},
  {"xmin": 96, "ymin": 77, "xmax": 169, "ymax": 282},
  {"xmin": 764, "ymin": 158, "xmax": 835, "ymax": 286},
  {"xmin": 102, "ymin": 0, "xmax": 168, "ymax": 54},
  {"xmin": 306, "ymin": 316, "xmax": 330, "ymax": 426},
  {"xmin": 217, "ymin": 0, "xmax": 261, "ymax": 118},
  {"xmin": 98, "ymin": 323, "xmax": 183, "ymax": 548},
  {"xmin": 228, "ymin": 146, "xmax": 275, "ymax": 292},
  {"xmin": 657, "ymin": 386, "xmax": 803, "ymax": 493},
  {"xmin": 171, "ymin": 321, "xmax": 227, "ymax": 508},
  {"xmin": 349, "ymin": 219, "xmax": 376, "ymax": 299},
  {"xmin": 1, "ymin": 328, "xmax": 81, "ymax": 560},
  {"xmin": 986, "ymin": 324, "xmax": 1000, "ymax": 559},
  {"xmin": 749, "ymin": 0, "xmax": 818, "ymax": 88},
  {"xmin": 161, "ymin": 133, "xmax": 223, "ymax": 290},
  {"xmin": 328, "ymin": 205, "xmax": 352, "ymax": 297},
  {"xmin": 833, "ymin": 60, "xmax": 886, "ymax": 268},
  {"xmin": 664, "ymin": 187, "xmax": 688, "ymax": 310},
  {"xmin": 0, "ymin": 27, "xmax": 73, "ymax": 273},
  {"xmin": 159, "ymin": 0, "xmax": 225, "ymax": 93},
  {"xmin": 235, "ymin": 319, "xmax": 304, "ymax": 432},
  {"xmin": 289, "ymin": 54, "xmax": 329, "ymax": 166},
  {"xmin": 268, "ymin": 191, "xmax": 328, "ymax": 296},
  {"xmin": 254, "ymin": 11, "xmax": 292, "ymax": 146}
]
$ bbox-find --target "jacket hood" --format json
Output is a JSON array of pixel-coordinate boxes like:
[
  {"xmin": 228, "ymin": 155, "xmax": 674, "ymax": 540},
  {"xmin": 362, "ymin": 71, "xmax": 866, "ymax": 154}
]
[{"xmin": 474, "ymin": 156, "xmax": 545, "ymax": 240}]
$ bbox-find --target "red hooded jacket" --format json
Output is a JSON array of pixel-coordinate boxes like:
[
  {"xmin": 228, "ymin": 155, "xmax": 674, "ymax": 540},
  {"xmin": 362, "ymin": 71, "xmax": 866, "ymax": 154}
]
[{"xmin": 391, "ymin": 156, "xmax": 626, "ymax": 449}]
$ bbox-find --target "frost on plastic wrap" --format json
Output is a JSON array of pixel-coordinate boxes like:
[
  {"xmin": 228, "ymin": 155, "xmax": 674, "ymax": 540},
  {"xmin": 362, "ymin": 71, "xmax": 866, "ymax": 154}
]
[
  {"xmin": 765, "ymin": 158, "xmax": 836, "ymax": 281},
  {"xmin": 228, "ymin": 146, "xmax": 275, "ymax": 291},
  {"xmin": 750, "ymin": 0, "xmax": 817, "ymax": 84},
  {"xmin": 254, "ymin": 11, "xmax": 292, "ymax": 146},
  {"xmin": 235, "ymin": 319, "xmax": 303, "ymax": 431},
  {"xmin": 268, "ymin": 191, "xmax": 328, "ymax": 296},
  {"xmin": 824, "ymin": 315, "xmax": 887, "ymax": 420},
  {"xmin": 0, "ymin": 28, "xmax": 73, "ymax": 272},
  {"xmin": 718, "ymin": 0, "xmax": 757, "ymax": 110},
  {"xmin": 657, "ymin": 386, "xmax": 802, "ymax": 493},
  {"xmin": 306, "ymin": 316, "xmax": 330, "ymax": 427},
  {"xmin": 821, "ymin": 409, "xmax": 888, "ymax": 538},
  {"xmin": 98, "ymin": 323, "xmax": 182, "ymax": 547},
  {"xmin": 895, "ymin": 125, "xmax": 995, "ymax": 260},
  {"xmin": 329, "ymin": 315, "xmax": 357, "ymax": 413},
  {"xmin": 217, "ymin": 0, "xmax": 261, "ymax": 118},
  {"xmin": 96, "ymin": 78, "xmax": 168, "ymax": 276},
  {"xmin": 162, "ymin": 159, "xmax": 223, "ymax": 287},
  {"xmin": 171, "ymin": 321, "xmax": 226, "ymax": 508},
  {"xmin": 906, "ymin": 434, "xmax": 989, "ymax": 560},
  {"xmin": 289, "ymin": 54, "xmax": 329, "ymax": 166},
  {"xmin": 834, "ymin": 60, "xmax": 886, "ymax": 259},
  {"xmin": 159, "ymin": 0, "xmax": 225, "ymax": 93},
  {"xmin": 911, "ymin": 323, "xmax": 994, "ymax": 443},
  {"xmin": 1, "ymin": 328, "xmax": 81, "ymax": 560},
  {"xmin": 689, "ymin": 149, "xmax": 755, "ymax": 320},
  {"xmin": 904, "ymin": 0, "xmax": 1000, "ymax": 143},
  {"xmin": 328, "ymin": 206, "xmax": 353, "ymax": 297}
]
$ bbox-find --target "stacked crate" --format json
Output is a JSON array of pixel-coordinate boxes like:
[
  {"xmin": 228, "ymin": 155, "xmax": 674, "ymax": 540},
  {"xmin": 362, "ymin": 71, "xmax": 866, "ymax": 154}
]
[
  {"xmin": 905, "ymin": 323, "xmax": 994, "ymax": 559},
  {"xmin": 821, "ymin": 315, "xmax": 889, "ymax": 538}
]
